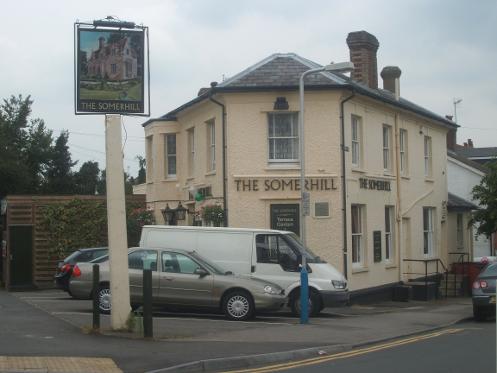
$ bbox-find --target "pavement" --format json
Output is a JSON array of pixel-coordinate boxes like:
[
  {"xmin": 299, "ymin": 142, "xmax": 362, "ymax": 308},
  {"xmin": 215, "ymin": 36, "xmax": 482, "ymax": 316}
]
[{"xmin": 0, "ymin": 289, "xmax": 474, "ymax": 373}]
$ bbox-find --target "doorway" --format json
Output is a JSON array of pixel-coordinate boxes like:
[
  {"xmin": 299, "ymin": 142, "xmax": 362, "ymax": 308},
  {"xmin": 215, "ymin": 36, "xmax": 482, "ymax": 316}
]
[{"xmin": 9, "ymin": 225, "xmax": 33, "ymax": 288}]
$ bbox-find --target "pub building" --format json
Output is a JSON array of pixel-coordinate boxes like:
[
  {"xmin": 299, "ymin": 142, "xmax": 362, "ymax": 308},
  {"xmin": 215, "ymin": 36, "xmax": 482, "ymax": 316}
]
[{"xmin": 141, "ymin": 31, "xmax": 458, "ymax": 298}]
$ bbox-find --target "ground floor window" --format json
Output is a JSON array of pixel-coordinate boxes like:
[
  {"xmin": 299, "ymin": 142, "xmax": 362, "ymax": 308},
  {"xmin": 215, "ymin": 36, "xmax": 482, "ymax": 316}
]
[
  {"xmin": 385, "ymin": 206, "xmax": 394, "ymax": 261},
  {"xmin": 351, "ymin": 204, "xmax": 365, "ymax": 266},
  {"xmin": 423, "ymin": 207, "xmax": 435, "ymax": 256}
]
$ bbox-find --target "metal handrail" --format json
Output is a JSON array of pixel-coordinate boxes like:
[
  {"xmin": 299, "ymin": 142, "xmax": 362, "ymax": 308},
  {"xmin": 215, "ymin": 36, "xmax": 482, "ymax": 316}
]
[
  {"xmin": 448, "ymin": 252, "xmax": 471, "ymax": 296},
  {"xmin": 403, "ymin": 258, "xmax": 449, "ymax": 299}
]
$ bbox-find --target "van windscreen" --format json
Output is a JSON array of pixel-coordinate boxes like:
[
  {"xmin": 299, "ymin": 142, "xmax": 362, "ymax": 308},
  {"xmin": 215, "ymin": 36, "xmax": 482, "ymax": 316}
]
[{"xmin": 284, "ymin": 233, "xmax": 324, "ymax": 263}]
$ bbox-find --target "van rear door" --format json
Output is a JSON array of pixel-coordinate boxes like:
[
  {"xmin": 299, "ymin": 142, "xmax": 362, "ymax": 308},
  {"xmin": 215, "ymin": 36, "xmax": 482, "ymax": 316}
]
[{"xmin": 251, "ymin": 234, "xmax": 300, "ymax": 289}]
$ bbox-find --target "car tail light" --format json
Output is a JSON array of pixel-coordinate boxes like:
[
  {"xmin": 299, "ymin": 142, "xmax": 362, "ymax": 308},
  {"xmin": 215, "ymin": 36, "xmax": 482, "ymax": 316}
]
[
  {"xmin": 473, "ymin": 280, "xmax": 488, "ymax": 289},
  {"xmin": 72, "ymin": 265, "xmax": 81, "ymax": 277},
  {"xmin": 61, "ymin": 264, "xmax": 71, "ymax": 273}
]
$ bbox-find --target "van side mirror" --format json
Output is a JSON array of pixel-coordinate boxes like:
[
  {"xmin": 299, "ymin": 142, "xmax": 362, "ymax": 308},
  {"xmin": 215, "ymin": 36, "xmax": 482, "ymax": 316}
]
[{"xmin": 194, "ymin": 267, "xmax": 209, "ymax": 277}]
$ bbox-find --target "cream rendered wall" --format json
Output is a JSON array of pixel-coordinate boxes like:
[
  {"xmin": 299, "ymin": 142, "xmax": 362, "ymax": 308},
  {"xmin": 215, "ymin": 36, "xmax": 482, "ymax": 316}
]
[
  {"xmin": 446, "ymin": 212, "xmax": 473, "ymax": 259},
  {"xmin": 224, "ymin": 91, "xmax": 344, "ymax": 271},
  {"xmin": 144, "ymin": 101, "xmax": 224, "ymax": 224},
  {"xmin": 344, "ymin": 97, "xmax": 449, "ymax": 290}
]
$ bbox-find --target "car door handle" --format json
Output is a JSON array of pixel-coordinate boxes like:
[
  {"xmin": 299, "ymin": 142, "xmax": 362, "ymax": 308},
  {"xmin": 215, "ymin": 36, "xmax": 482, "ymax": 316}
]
[{"xmin": 163, "ymin": 276, "xmax": 174, "ymax": 281}]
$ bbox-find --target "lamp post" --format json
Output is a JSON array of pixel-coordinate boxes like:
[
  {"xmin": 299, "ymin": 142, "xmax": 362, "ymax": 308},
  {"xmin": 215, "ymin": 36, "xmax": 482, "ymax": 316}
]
[
  {"xmin": 298, "ymin": 61, "xmax": 354, "ymax": 324},
  {"xmin": 453, "ymin": 98, "xmax": 462, "ymax": 124}
]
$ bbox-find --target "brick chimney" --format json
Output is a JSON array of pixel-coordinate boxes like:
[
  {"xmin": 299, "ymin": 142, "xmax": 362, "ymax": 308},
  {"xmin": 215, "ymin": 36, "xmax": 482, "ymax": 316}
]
[
  {"xmin": 468, "ymin": 139, "xmax": 474, "ymax": 148},
  {"xmin": 346, "ymin": 31, "xmax": 379, "ymax": 89},
  {"xmin": 380, "ymin": 66, "xmax": 401, "ymax": 100},
  {"xmin": 446, "ymin": 127, "xmax": 457, "ymax": 151}
]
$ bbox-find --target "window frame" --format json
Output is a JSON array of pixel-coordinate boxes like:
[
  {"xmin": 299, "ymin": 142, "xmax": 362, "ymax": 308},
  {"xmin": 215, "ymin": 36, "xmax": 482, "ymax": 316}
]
[
  {"xmin": 207, "ymin": 120, "xmax": 216, "ymax": 172},
  {"xmin": 423, "ymin": 207, "xmax": 435, "ymax": 256},
  {"xmin": 351, "ymin": 115, "xmax": 362, "ymax": 168},
  {"xmin": 267, "ymin": 112, "xmax": 299, "ymax": 163},
  {"xmin": 385, "ymin": 206, "xmax": 394, "ymax": 262},
  {"xmin": 164, "ymin": 134, "xmax": 177, "ymax": 178},
  {"xmin": 351, "ymin": 204, "xmax": 365, "ymax": 267},
  {"xmin": 399, "ymin": 129, "xmax": 408, "ymax": 175},
  {"xmin": 383, "ymin": 124, "xmax": 392, "ymax": 172},
  {"xmin": 187, "ymin": 128, "xmax": 195, "ymax": 177},
  {"xmin": 424, "ymin": 136, "xmax": 432, "ymax": 177}
]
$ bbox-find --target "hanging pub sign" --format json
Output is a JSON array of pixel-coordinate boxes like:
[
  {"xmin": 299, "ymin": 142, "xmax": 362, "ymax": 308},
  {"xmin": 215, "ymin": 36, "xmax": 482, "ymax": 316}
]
[{"xmin": 74, "ymin": 18, "xmax": 150, "ymax": 115}]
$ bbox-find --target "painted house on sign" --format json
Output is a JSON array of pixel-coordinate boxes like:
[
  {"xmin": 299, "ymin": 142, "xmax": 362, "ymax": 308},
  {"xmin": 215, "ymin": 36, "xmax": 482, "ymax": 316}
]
[
  {"xmin": 141, "ymin": 31, "xmax": 459, "ymax": 300},
  {"xmin": 87, "ymin": 36, "xmax": 138, "ymax": 81}
]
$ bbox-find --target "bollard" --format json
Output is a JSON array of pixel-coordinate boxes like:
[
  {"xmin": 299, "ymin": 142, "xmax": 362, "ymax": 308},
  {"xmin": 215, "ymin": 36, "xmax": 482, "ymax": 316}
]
[
  {"xmin": 143, "ymin": 268, "xmax": 153, "ymax": 338},
  {"xmin": 92, "ymin": 264, "xmax": 100, "ymax": 330}
]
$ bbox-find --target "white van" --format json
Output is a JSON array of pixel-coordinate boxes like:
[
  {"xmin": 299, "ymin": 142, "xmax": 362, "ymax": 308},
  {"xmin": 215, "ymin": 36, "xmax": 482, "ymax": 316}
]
[{"xmin": 140, "ymin": 225, "xmax": 349, "ymax": 315}]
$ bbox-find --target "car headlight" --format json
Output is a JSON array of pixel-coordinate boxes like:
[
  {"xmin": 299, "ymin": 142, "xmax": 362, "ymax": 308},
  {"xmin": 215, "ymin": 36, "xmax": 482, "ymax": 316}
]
[
  {"xmin": 264, "ymin": 285, "xmax": 282, "ymax": 295},
  {"xmin": 332, "ymin": 280, "xmax": 347, "ymax": 289}
]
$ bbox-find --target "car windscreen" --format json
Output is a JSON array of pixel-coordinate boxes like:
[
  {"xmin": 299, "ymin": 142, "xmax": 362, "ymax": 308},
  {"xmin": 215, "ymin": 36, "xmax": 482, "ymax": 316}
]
[
  {"xmin": 481, "ymin": 263, "xmax": 497, "ymax": 277},
  {"xmin": 284, "ymin": 233, "xmax": 325, "ymax": 263},
  {"xmin": 189, "ymin": 251, "xmax": 226, "ymax": 275}
]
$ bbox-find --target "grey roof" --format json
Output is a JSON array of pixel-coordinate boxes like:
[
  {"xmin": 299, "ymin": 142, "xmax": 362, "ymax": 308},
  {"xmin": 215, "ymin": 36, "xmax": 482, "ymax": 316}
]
[
  {"xmin": 447, "ymin": 150, "xmax": 488, "ymax": 173},
  {"xmin": 454, "ymin": 146, "xmax": 497, "ymax": 159},
  {"xmin": 143, "ymin": 53, "xmax": 457, "ymax": 128},
  {"xmin": 447, "ymin": 193, "xmax": 479, "ymax": 211}
]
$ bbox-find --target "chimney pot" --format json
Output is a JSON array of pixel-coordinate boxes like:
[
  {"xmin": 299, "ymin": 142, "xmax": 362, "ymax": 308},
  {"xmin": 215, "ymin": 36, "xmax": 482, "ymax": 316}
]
[
  {"xmin": 468, "ymin": 139, "xmax": 473, "ymax": 148},
  {"xmin": 346, "ymin": 31, "xmax": 380, "ymax": 89},
  {"xmin": 380, "ymin": 66, "xmax": 402, "ymax": 100}
]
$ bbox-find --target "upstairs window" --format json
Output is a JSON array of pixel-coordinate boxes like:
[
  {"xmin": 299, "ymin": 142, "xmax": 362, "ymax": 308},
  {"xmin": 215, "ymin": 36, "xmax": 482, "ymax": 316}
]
[
  {"xmin": 424, "ymin": 136, "xmax": 432, "ymax": 177},
  {"xmin": 268, "ymin": 113, "xmax": 299, "ymax": 162},
  {"xmin": 351, "ymin": 115, "xmax": 362, "ymax": 167},
  {"xmin": 207, "ymin": 120, "xmax": 216, "ymax": 171},
  {"xmin": 383, "ymin": 125, "xmax": 392, "ymax": 172},
  {"xmin": 187, "ymin": 128, "xmax": 195, "ymax": 177},
  {"xmin": 399, "ymin": 129, "xmax": 408, "ymax": 175},
  {"xmin": 164, "ymin": 134, "xmax": 176, "ymax": 178},
  {"xmin": 385, "ymin": 206, "xmax": 394, "ymax": 261}
]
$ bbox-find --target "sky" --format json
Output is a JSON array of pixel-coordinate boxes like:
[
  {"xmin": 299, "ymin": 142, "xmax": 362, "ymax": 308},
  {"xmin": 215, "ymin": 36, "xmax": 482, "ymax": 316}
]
[{"xmin": 1, "ymin": 0, "xmax": 496, "ymax": 177}]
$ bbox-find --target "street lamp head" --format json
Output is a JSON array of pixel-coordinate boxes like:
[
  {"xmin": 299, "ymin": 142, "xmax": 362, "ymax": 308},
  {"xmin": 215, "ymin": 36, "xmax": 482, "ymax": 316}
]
[{"xmin": 323, "ymin": 61, "xmax": 354, "ymax": 73}]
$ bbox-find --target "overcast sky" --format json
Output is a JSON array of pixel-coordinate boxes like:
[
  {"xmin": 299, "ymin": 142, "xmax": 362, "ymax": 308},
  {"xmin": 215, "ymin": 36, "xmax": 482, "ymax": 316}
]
[{"xmin": 1, "ymin": 0, "xmax": 496, "ymax": 177}]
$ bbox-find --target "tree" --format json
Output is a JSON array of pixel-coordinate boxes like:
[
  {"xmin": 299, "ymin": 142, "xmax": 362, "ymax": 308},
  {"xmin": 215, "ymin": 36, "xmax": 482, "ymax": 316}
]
[
  {"xmin": 44, "ymin": 131, "xmax": 77, "ymax": 194},
  {"xmin": 471, "ymin": 160, "xmax": 497, "ymax": 238},
  {"xmin": 96, "ymin": 169, "xmax": 134, "ymax": 195},
  {"xmin": 136, "ymin": 155, "xmax": 146, "ymax": 184},
  {"xmin": 0, "ymin": 95, "xmax": 54, "ymax": 197},
  {"xmin": 74, "ymin": 161, "xmax": 100, "ymax": 194}
]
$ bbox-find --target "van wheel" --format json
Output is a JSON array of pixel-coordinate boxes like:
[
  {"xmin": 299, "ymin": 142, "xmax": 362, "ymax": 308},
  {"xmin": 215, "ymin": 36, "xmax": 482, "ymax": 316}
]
[
  {"xmin": 97, "ymin": 285, "xmax": 112, "ymax": 314},
  {"xmin": 222, "ymin": 291, "xmax": 254, "ymax": 321},
  {"xmin": 290, "ymin": 289, "xmax": 322, "ymax": 317}
]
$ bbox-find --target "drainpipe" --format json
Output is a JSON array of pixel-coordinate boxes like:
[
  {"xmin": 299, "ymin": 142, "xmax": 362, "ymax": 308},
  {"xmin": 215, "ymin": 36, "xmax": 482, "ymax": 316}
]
[
  {"xmin": 394, "ymin": 113, "xmax": 403, "ymax": 282},
  {"xmin": 340, "ymin": 89, "xmax": 355, "ymax": 279},
  {"xmin": 209, "ymin": 88, "xmax": 228, "ymax": 226}
]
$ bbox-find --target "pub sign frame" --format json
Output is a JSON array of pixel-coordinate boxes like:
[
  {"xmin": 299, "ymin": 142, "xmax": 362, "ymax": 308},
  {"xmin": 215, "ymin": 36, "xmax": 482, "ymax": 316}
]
[{"xmin": 74, "ymin": 20, "xmax": 150, "ymax": 116}]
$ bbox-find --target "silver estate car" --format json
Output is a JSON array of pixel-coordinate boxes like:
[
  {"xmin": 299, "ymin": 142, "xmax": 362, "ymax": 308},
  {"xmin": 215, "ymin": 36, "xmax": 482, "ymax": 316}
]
[{"xmin": 69, "ymin": 248, "xmax": 286, "ymax": 321}]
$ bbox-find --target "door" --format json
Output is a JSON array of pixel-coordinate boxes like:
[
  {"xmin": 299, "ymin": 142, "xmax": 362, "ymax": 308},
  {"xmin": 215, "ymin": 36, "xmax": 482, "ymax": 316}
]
[
  {"xmin": 252, "ymin": 233, "xmax": 300, "ymax": 290},
  {"xmin": 127, "ymin": 249, "xmax": 160, "ymax": 302},
  {"xmin": 9, "ymin": 226, "xmax": 33, "ymax": 287},
  {"xmin": 158, "ymin": 251, "xmax": 214, "ymax": 307}
]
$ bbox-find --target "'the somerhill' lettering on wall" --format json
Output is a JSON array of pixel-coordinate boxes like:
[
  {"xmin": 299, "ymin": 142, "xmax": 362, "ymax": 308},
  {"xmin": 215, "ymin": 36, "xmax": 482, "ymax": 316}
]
[{"xmin": 234, "ymin": 178, "xmax": 337, "ymax": 192}]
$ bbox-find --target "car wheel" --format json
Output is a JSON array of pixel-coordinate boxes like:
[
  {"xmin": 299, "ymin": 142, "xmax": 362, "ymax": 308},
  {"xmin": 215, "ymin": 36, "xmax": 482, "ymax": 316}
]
[
  {"xmin": 473, "ymin": 305, "xmax": 487, "ymax": 322},
  {"xmin": 222, "ymin": 291, "xmax": 254, "ymax": 321},
  {"xmin": 290, "ymin": 289, "xmax": 322, "ymax": 317},
  {"xmin": 97, "ymin": 285, "xmax": 112, "ymax": 314}
]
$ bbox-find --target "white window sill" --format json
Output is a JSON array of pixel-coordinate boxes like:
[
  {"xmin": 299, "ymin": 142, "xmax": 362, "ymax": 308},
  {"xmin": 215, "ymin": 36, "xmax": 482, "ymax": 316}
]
[
  {"xmin": 385, "ymin": 263, "xmax": 397, "ymax": 269},
  {"xmin": 265, "ymin": 164, "xmax": 300, "ymax": 171},
  {"xmin": 383, "ymin": 171, "xmax": 395, "ymax": 177},
  {"xmin": 205, "ymin": 171, "xmax": 216, "ymax": 176},
  {"xmin": 401, "ymin": 175, "xmax": 410, "ymax": 180},
  {"xmin": 161, "ymin": 177, "xmax": 177, "ymax": 182},
  {"xmin": 351, "ymin": 266, "xmax": 369, "ymax": 274},
  {"xmin": 351, "ymin": 167, "xmax": 366, "ymax": 174},
  {"xmin": 313, "ymin": 215, "xmax": 331, "ymax": 219},
  {"xmin": 424, "ymin": 177, "xmax": 434, "ymax": 183}
]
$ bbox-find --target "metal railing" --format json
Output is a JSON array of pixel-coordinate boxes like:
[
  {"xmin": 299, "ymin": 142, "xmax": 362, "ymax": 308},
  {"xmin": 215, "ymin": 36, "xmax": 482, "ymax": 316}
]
[
  {"xmin": 448, "ymin": 252, "xmax": 471, "ymax": 296},
  {"xmin": 403, "ymin": 258, "xmax": 449, "ymax": 299}
]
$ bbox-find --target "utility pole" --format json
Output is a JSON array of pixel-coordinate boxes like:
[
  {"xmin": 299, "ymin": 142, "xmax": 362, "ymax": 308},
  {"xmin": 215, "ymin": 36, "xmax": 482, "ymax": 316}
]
[{"xmin": 453, "ymin": 98, "xmax": 462, "ymax": 123}]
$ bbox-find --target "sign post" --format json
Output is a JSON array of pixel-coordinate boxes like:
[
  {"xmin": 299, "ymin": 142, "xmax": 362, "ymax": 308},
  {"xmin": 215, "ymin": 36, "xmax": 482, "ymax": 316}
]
[{"xmin": 74, "ymin": 17, "xmax": 150, "ymax": 330}]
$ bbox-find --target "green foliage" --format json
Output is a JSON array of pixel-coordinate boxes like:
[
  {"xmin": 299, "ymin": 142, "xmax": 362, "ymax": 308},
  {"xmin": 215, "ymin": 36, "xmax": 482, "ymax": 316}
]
[
  {"xmin": 74, "ymin": 161, "xmax": 100, "ymax": 194},
  {"xmin": 201, "ymin": 204, "xmax": 225, "ymax": 227},
  {"xmin": 40, "ymin": 199, "xmax": 108, "ymax": 258},
  {"xmin": 44, "ymin": 131, "xmax": 77, "ymax": 194},
  {"xmin": 471, "ymin": 160, "xmax": 497, "ymax": 238},
  {"xmin": 40, "ymin": 198, "xmax": 153, "ymax": 258},
  {"xmin": 127, "ymin": 207, "xmax": 155, "ymax": 247}
]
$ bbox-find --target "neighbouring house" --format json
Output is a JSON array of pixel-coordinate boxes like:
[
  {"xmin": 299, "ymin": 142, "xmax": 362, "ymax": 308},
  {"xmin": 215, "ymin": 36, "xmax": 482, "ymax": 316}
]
[
  {"xmin": 454, "ymin": 138, "xmax": 497, "ymax": 166},
  {"xmin": 141, "ymin": 30, "xmax": 460, "ymax": 299},
  {"xmin": 87, "ymin": 36, "xmax": 138, "ymax": 81},
  {"xmin": 447, "ymin": 131, "xmax": 494, "ymax": 258}
]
